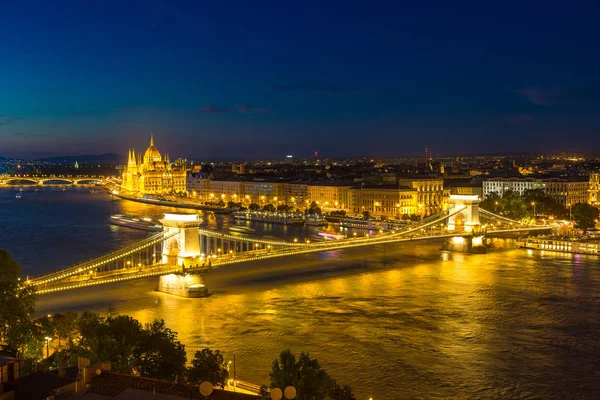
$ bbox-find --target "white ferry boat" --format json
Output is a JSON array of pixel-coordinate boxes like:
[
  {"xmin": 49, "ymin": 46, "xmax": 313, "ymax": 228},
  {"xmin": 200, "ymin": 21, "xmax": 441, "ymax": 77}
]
[
  {"xmin": 233, "ymin": 211, "xmax": 304, "ymax": 225},
  {"xmin": 109, "ymin": 214, "xmax": 163, "ymax": 232},
  {"xmin": 229, "ymin": 226, "xmax": 256, "ymax": 234},
  {"xmin": 517, "ymin": 236, "xmax": 599, "ymax": 255},
  {"xmin": 305, "ymin": 217, "xmax": 328, "ymax": 227},
  {"xmin": 340, "ymin": 217, "xmax": 379, "ymax": 230}
]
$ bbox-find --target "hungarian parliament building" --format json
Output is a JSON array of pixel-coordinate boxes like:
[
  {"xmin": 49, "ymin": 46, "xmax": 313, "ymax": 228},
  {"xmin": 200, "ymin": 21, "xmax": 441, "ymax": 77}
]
[{"xmin": 121, "ymin": 135, "xmax": 187, "ymax": 194}]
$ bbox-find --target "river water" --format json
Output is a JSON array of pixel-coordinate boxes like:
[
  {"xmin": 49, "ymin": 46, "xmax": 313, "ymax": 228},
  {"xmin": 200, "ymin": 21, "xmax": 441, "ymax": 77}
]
[{"xmin": 1, "ymin": 186, "xmax": 600, "ymax": 399}]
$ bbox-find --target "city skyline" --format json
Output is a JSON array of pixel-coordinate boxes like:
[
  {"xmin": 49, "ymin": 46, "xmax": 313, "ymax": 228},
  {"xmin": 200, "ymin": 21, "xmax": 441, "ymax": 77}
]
[{"xmin": 1, "ymin": 1, "xmax": 600, "ymax": 159}]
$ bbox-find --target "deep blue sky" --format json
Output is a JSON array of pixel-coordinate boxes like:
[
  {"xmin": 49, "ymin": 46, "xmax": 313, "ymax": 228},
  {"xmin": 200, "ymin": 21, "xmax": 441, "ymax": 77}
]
[{"xmin": 1, "ymin": 1, "xmax": 599, "ymax": 159}]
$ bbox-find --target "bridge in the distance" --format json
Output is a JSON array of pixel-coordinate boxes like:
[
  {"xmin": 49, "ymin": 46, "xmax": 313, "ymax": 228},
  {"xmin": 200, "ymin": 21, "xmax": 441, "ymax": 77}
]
[
  {"xmin": 0, "ymin": 175, "xmax": 104, "ymax": 185},
  {"xmin": 27, "ymin": 195, "xmax": 552, "ymax": 294}
]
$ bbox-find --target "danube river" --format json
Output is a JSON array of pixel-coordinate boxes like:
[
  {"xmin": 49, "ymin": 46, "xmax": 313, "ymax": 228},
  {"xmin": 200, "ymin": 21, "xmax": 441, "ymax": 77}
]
[{"xmin": 2, "ymin": 186, "xmax": 600, "ymax": 399}]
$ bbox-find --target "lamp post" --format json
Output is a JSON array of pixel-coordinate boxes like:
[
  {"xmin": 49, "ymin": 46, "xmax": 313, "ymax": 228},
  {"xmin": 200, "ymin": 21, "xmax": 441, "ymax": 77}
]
[
  {"xmin": 45, "ymin": 337, "xmax": 52, "ymax": 359},
  {"xmin": 569, "ymin": 202, "xmax": 573, "ymax": 221},
  {"xmin": 531, "ymin": 202, "xmax": 536, "ymax": 222}
]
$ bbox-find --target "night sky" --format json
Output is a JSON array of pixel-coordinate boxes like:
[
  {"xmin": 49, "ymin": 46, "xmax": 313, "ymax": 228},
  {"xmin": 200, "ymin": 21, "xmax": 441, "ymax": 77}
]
[{"xmin": 1, "ymin": 1, "xmax": 599, "ymax": 159}]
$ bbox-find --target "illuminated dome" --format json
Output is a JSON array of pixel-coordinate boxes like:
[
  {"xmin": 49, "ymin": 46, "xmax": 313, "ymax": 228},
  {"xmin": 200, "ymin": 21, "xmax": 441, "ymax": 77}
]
[{"xmin": 143, "ymin": 134, "xmax": 162, "ymax": 164}]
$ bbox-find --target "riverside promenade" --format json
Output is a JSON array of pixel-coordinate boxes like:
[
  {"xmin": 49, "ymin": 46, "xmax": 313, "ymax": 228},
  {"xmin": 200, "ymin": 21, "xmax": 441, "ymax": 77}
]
[{"xmin": 112, "ymin": 192, "xmax": 232, "ymax": 214}]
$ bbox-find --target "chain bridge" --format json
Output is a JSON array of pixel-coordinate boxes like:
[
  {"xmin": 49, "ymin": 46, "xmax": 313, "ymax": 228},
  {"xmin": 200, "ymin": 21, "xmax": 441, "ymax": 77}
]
[{"xmin": 27, "ymin": 195, "xmax": 551, "ymax": 294}]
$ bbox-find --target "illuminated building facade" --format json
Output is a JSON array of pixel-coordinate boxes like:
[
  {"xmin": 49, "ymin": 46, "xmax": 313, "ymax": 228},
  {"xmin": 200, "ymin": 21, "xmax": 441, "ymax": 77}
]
[
  {"xmin": 121, "ymin": 135, "xmax": 187, "ymax": 194},
  {"xmin": 590, "ymin": 173, "xmax": 599, "ymax": 206},
  {"xmin": 350, "ymin": 185, "xmax": 416, "ymax": 217},
  {"xmin": 483, "ymin": 177, "xmax": 590, "ymax": 207},
  {"xmin": 189, "ymin": 177, "xmax": 448, "ymax": 218}
]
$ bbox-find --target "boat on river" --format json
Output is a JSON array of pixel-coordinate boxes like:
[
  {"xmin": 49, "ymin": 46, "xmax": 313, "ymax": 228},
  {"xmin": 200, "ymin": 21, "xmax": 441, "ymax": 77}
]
[
  {"xmin": 109, "ymin": 214, "xmax": 163, "ymax": 232},
  {"xmin": 317, "ymin": 231, "xmax": 345, "ymax": 240},
  {"xmin": 517, "ymin": 236, "xmax": 599, "ymax": 255},
  {"xmin": 229, "ymin": 226, "xmax": 256, "ymax": 234},
  {"xmin": 306, "ymin": 217, "xmax": 328, "ymax": 227}
]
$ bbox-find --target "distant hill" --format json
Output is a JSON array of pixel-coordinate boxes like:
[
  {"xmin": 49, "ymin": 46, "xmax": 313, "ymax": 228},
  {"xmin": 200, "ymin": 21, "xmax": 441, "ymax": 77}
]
[{"xmin": 37, "ymin": 153, "xmax": 125, "ymax": 164}]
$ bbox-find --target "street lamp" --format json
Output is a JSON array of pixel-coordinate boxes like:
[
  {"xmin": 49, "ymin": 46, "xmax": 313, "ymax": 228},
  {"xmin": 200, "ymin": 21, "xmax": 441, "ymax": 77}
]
[
  {"xmin": 45, "ymin": 337, "xmax": 52, "ymax": 359},
  {"xmin": 569, "ymin": 202, "xmax": 573, "ymax": 221},
  {"xmin": 531, "ymin": 202, "xmax": 536, "ymax": 222}
]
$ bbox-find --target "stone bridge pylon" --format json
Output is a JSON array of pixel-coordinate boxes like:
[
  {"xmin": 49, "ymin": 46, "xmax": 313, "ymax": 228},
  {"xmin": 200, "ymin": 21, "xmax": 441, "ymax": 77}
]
[
  {"xmin": 159, "ymin": 213, "xmax": 203, "ymax": 265},
  {"xmin": 446, "ymin": 195, "xmax": 481, "ymax": 232}
]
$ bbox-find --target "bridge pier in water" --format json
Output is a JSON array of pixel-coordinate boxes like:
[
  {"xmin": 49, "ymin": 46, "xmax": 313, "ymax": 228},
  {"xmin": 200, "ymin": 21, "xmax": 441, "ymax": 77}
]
[
  {"xmin": 443, "ymin": 235, "xmax": 487, "ymax": 253},
  {"xmin": 444, "ymin": 194, "xmax": 487, "ymax": 253}
]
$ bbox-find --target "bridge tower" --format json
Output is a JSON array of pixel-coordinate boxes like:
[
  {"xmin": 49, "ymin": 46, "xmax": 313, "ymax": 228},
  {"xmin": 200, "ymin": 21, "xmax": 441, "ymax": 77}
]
[
  {"xmin": 159, "ymin": 213, "xmax": 203, "ymax": 265},
  {"xmin": 446, "ymin": 195, "xmax": 481, "ymax": 232}
]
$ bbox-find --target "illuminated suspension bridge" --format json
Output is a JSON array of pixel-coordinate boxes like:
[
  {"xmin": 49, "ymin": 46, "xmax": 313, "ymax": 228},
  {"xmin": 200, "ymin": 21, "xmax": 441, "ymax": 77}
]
[{"xmin": 27, "ymin": 195, "xmax": 551, "ymax": 294}]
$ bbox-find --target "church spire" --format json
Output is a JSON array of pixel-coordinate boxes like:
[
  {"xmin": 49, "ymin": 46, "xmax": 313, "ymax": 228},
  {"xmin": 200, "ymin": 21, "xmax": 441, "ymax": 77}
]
[{"xmin": 150, "ymin": 133, "xmax": 154, "ymax": 147}]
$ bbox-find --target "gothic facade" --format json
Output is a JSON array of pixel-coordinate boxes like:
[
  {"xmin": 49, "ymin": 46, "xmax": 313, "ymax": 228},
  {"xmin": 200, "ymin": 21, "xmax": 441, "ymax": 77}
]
[{"xmin": 121, "ymin": 135, "xmax": 187, "ymax": 195}]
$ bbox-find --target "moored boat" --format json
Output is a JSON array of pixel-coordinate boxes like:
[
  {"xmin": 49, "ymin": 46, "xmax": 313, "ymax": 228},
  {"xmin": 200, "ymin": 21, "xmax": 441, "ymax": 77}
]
[
  {"xmin": 109, "ymin": 214, "xmax": 163, "ymax": 231},
  {"xmin": 306, "ymin": 217, "xmax": 328, "ymax": 227},
  {"xmin": 518, "ymin": 236, "xmax": 600, "ymax": 255},
  {"xmin": 229, "ymin": 226, "xmax": 256, "ymax": 234},
  {"xmin": 317, "ymin": 231, "xmax": 345, "ymax": 240}
]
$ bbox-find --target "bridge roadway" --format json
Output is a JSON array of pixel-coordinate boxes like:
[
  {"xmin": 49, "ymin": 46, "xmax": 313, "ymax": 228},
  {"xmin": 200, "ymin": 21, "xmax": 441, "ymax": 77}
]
[
  {"xmin": 32, "ymin": 206, "xmax": 551, "ymax": 294},
  {"xmin": 0, "ymin": 175, "xmax": 103, "ymax": 185}
]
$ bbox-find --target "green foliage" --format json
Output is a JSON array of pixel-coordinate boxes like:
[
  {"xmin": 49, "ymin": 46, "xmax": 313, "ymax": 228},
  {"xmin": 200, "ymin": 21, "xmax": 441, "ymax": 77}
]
[
  {"xmin": 522, "ymin": 189, "xmax": 566, "ymax": 218},
  {"xmin": 498, "ymin": 190, "xmax": 529, "ymax": 220},
  {"xmin": 249, "ymin": 203, "xmax": 261, "ymax": 211},
  {"xmin": 409, "ymin": 214, "xmax": 421, "ymax": 222},
  {"xmin": 0, "ymin": 250, "xmax": 37, "ymax": 351},
  {"xmin": 572, "ymin": 203, "xmax": 599, "ymax": 233},
  {"xmin": 263, "ymin": 204, "xmax": 276, "ymax": 212},
  {"xmin": 186, "ymin": 348, "xmax": 229, "ymax": 388},
  {"xmin": 362, "ymin": 211, "xmax": 371, "ymax": 220},
  {"xmin": 307, "ymin": 201, "xmax": 322, "ymax": 216},
  {"xmin": 135, "ymin": 319, "xmax": 187, "ymax": 381},
  {"xmin": 481, "ymin": 190, "xmax": 567, "ymax": 221},
  {"xmin": 265, "ymin": 349, "xmax": 355, "ymax": 400},
  {"xmin": 12, "ymin": 322, "xmax": 43, "ymax": 361},
  {"xmin": 329, "ymin": 210, "xmax": 347, "ymax": 217},
  {"xmin": 327, "ymin": 379, "xmax": 356, "ymax": 400},
  {"xmin": 277, "ymin": 204, "xmax": 294, "ymax": 213}
]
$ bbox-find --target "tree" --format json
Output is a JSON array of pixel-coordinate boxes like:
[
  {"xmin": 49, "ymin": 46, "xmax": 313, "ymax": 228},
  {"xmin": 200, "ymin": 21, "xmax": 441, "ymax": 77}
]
[
  {"xmin": 295, "ymin": 352, "xmax": 329, "ymax": 400},
  {"xmin": 362, "ymin": 211, "xmax": 371, "ymax": 220},
  {"xmin": 53, "ymin": 311, "xmax": 79, "ymax": 349},
  {"xmin": 498, "ymin": 190, "xmax": 528, "ymax": 220},
  {"xmin": 480, "ymin": 191, "xmax": 501, "ymax": 212},
  {"xmin": 264, "ymin": 350, "xmax": 338, "ymax": 400},
  {"xmin": 327, "ymin": 379, "xmax": 356, "ymax": 400},
  {"xmin": 268, "ymin": 349, "xmax": 299, "ymax": 392},
  {"xmin": 263, "ymin": 204, "xmax": 276, "ymax": 212},
  {"xmin": 522, "ymin": 189, "xmax": 566, "ymax": 218},
  {"xmin": 0, "ymin": 250, "xmax": 37, "ymax": 350},
  {"xmin": 249, "ymin": 203, "xmax": 261, "ymax": 211},
  {"xmin": 186, "ymin": 348, "xmax": 229, "ymax": 388},
  {"xmin": 135, "ymin": 319, "xmax": 186, "ymax": 381},
  {"xmin": 277, "ymin": 204, "xmax": 293, "ymax": 213},
  {"xmin": 572, "ymin": 203, "xmax": 599, "ymax": 233},
  {"xmin": 307, "ymin": 202, "xmax": 322, "ymax": 216},
  {"xmin": 106, "ymin": 315, "xmax": 144, "ymax": 374}
]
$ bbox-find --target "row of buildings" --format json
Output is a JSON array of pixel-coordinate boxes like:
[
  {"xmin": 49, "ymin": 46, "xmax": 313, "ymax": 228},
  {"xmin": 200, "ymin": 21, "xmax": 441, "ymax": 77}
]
[
  {"xmin": 186, "ymin": 176, "xmax": 447, "ymax": 217},
  {"xmin": 482, "ymin": 176, "xmax": 597, "ymax": 207},
  {"xmin": 121, "ymin": 136, "xmax": 600, "ymax": 218}
]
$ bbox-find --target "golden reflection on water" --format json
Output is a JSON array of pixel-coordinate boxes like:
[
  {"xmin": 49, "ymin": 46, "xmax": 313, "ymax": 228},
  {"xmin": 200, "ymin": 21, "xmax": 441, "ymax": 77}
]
[{"xmin": 35, "ymin": 240, "xmax": 600, "ymax": 400}]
